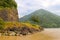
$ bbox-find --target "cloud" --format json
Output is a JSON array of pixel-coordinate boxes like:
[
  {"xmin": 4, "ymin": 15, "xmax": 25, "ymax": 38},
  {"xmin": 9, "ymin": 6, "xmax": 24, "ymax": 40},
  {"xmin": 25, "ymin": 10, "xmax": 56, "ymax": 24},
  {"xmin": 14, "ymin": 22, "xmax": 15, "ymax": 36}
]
[{"xmin": 15, "ymin": 0, "xmax": 60, "ymax": 18}]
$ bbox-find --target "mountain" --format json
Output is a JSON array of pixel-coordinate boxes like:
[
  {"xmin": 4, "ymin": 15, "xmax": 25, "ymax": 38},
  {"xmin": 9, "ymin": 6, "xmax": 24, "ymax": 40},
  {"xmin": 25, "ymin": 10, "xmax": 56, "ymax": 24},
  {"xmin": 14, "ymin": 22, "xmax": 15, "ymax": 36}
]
[{"xmin": 20, "ymin": 9, "xmax": 60, "ymax": 28}]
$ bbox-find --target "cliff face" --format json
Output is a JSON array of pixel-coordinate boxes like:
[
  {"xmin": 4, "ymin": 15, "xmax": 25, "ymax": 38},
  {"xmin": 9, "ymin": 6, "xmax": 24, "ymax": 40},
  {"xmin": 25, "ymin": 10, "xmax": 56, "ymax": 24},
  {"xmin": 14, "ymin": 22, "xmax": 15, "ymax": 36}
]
[
  {"xmin": 0, "ymin": 0, "xmax": 19, "ymax": 21},
  {"xmin": 0, "ymin": 8, "xmax": 19, "ymax": 21}
]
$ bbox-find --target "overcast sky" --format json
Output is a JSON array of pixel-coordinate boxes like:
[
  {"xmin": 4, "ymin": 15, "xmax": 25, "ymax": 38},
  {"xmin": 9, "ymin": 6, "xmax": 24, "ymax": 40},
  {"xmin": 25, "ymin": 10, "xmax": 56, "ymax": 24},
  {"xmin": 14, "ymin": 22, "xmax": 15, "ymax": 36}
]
[{"xmin": 15, "ymin": 0, "xmax": 60, "ymax": 18}]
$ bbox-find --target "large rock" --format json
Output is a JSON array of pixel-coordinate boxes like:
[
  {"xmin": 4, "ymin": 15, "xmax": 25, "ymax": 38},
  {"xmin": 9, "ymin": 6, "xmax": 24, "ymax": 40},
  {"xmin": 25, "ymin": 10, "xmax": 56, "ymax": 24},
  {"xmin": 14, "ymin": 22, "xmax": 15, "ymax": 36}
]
[{"xmin": 0, "ymin": 8, "xmax": 19, "ymax": 21}]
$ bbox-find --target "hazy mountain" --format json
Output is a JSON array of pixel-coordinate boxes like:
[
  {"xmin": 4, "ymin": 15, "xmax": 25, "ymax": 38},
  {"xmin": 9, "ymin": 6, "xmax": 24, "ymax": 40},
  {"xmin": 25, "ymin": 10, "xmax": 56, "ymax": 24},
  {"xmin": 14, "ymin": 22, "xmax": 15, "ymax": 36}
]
[{"xmin": 20, "ymin": 9, "xmax": 60, "ymax": 28}]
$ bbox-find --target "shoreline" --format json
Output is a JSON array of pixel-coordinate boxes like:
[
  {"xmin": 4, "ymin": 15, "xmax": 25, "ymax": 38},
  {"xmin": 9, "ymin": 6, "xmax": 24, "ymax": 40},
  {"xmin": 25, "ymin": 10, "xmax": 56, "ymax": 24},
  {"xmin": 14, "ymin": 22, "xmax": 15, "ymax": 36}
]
[{"xmin": 0, "ymin": 28, "xmax": 60, "ymax": 40}]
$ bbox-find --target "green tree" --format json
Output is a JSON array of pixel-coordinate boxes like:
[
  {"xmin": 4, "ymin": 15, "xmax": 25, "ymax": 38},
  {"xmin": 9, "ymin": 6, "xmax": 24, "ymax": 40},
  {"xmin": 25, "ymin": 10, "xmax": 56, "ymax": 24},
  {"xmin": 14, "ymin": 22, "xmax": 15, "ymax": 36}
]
[
  {"xmin": 0, "ymin": 0, "xmax": 17, "ymax": 8},
  {"xmin": 31, "ymin": 15, "xmax": 40, "ymax": 22}
]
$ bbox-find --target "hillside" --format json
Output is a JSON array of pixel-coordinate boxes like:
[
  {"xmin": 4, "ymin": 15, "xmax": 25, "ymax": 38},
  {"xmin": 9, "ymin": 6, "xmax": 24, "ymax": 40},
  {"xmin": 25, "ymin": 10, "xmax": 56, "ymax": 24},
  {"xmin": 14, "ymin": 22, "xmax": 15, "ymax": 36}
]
[{"xmin": 20, "ymin": 9, "xmax": 60, "ymax": 28}]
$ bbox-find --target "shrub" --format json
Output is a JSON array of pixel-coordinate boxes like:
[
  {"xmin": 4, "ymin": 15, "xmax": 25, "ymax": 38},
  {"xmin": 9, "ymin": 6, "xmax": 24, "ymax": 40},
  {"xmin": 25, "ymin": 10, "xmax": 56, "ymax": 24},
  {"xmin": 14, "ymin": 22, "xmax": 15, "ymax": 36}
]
[
  {"xmin": 0, "ymin": 0, "xmax": 17, "ymax": 8},
  {"xmin": 4, "ymin": 22, "xmax": 42, "ymax": 30},
  {"xmin": 0, "ymin": 18, "xmax": 5, "ymax": 30},
  {"xmin": 21, "ymin": 22, "xmax": 41, "ymax": 30},
  {"xmin": 4, "ymin": 22, "xmax": 21, "ymax": 29}
]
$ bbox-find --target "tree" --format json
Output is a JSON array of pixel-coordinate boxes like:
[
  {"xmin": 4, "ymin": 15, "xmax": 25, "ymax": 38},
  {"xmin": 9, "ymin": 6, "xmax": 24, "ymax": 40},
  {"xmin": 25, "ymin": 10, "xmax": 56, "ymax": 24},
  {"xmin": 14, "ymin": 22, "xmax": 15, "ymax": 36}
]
[
  {"xmin": 0, "ymin": 0, "xmax": 17, "ymax": 8},
  {"xmin": 31, "ymin": 15, "xmax": 40, "ymax": 22}
]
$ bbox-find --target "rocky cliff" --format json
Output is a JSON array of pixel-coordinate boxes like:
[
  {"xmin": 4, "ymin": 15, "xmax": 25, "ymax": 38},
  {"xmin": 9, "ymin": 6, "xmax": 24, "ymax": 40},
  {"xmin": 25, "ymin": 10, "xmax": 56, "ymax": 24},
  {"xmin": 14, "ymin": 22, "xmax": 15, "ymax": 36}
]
[
  {"xmin": 0, "ymin": 8, "xmax": 18, "ymax": 21},
  {"xmin": 0, "ymin": 0, "xmax": 19, "ymax": 21}
]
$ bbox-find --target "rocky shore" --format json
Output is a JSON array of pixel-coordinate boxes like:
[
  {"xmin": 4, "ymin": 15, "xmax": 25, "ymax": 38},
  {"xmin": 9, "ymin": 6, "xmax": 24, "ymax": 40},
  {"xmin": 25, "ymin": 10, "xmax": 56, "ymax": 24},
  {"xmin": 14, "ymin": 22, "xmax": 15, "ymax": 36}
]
[{"xmin": 0, "ymin": 26, "xmax": 43, "ymax": 36}]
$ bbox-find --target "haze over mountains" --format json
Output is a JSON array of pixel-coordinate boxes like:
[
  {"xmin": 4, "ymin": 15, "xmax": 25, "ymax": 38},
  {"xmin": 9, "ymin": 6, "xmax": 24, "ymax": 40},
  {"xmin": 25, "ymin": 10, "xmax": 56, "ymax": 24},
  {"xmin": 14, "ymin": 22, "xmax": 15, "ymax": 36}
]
[{"xmin": 20, "ymin": 9, "xmax": 60, "ymax": 28}]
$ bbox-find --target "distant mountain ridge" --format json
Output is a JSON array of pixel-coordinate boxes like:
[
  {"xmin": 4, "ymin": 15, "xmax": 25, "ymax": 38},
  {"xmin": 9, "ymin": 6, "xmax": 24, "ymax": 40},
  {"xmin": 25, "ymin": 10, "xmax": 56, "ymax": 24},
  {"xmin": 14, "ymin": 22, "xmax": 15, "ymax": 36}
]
[{"xmin": 20, "ymin": 9, "xmax": 60, "ymax": 28}]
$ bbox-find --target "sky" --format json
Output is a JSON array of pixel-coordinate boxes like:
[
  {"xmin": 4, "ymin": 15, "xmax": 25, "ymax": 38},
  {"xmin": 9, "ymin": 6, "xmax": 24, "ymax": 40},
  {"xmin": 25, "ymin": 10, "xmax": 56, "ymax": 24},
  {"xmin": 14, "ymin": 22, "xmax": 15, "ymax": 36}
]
[{"xmin": 15, "ymin": 0, "xmax": 60, "ymax": 18}]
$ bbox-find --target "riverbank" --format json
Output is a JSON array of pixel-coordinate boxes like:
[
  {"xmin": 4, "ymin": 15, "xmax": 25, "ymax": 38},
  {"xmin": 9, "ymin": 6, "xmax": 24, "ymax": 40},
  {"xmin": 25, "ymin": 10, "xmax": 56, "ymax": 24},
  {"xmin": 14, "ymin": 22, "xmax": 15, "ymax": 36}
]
[{"xmin": 0, "ymin": 28, "xmax": 60, "ymax": 40}]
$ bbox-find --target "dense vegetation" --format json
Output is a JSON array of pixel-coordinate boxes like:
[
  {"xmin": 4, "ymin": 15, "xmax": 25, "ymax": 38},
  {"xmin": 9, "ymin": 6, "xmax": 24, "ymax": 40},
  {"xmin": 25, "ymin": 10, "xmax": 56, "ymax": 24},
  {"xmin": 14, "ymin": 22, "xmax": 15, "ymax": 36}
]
[
  {"xmin": 0, "ymin": 18, "xmax": 43, "ymax": 36},
  {"xmin": 0, "ymin": 0, "xmax": 17, "ymax": 8},
  {"xmin": 20, "ymin": 9, "xmax": 60, "ymax": 28}
]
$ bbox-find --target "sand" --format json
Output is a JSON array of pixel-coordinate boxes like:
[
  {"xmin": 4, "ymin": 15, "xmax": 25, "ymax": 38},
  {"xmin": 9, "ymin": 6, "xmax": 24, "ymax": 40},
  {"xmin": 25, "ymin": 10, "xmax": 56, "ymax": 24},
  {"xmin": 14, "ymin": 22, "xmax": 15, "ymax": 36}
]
[{"xmin": 0, "ymin": 28, "xmax": 60, "ymax": 40}]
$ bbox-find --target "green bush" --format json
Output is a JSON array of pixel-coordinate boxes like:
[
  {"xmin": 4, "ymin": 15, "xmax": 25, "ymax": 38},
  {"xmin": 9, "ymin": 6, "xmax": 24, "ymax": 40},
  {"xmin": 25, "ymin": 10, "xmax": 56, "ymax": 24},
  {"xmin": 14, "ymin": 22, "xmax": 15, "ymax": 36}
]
[{"xmin": 0, "ymin": 18, "xmax": 5, "ymax": 30}]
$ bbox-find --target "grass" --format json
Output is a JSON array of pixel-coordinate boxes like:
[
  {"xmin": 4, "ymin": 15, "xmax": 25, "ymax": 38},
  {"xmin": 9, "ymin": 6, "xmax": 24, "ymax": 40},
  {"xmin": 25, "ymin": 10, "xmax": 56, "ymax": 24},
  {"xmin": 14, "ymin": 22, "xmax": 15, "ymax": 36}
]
[{"xmin": 4, "ymin": 22, "xmax": 41, "ymax": 30}]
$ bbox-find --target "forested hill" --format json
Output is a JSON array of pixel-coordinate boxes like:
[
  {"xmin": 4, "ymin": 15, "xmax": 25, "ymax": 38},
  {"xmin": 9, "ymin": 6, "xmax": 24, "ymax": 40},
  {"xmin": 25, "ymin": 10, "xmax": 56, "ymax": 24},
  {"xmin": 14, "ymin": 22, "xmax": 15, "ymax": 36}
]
[{"xmin": 20, "ymin": 9, "xmax": 60, "ymax": 28}]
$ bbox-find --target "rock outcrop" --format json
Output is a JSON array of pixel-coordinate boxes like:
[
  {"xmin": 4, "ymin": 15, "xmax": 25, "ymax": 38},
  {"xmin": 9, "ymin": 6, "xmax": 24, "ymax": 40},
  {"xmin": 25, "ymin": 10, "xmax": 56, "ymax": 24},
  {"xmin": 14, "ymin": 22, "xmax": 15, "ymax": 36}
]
[
  {"xmin": 1, "ymin": 26, "xmax": 43, "ymax": 36},
  {"xmin": 0, "ymin": 8, "xmax": 19, "ymax": 21},
  {"xmin": 0, "ymin": 0, "xmax": 19, "ymax": 21}
]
